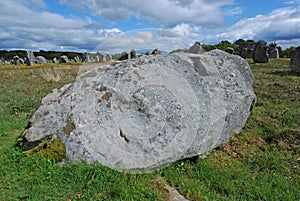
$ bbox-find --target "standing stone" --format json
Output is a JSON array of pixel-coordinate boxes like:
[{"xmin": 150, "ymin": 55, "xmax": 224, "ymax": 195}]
[
  {"xmin": 26, "ymin": 51, "xmax": 36, "ymax": 66},
  {"xmin": 269, "ymin": 48, "xmax": 279, "ymax": 59},
  {"xmin": 18, "ymin": 58, "xmax": 24, "ymax": 65},
  {"xmin": 22, "ymin": 50, "xmax": 256, "ymax": 173},
  {"xmin": 36, "ymin": 56, "xmax": 47, "ymax": 64},
  {"xmin": 12, "ymin": 56, "xmax": 24, "ymax": 65},
  {"xmin": 97, "ymin": 53, "xmax": 102, "ymax": 62},
  {"xmin": 241, "ymin": 48, "xmax": 253, "ymax": 59},
  {"xmin": 130, "ymin": 49, "xmax": 137, "ymax": 59},
  {"xmin": 151, "ymin": 48, "xmax": 161, "ymax": 55},
  {"xmin": 0, "ymin": 57, "xmax": 4, "ymax": 64},
  {"xmin": 225, "ymin": 47, "xmax": 234, "ymax": 54},
  {"xmin": 252, "ymin": 41, "xmax": 269, "ymax": 63},
  {"xmin": 59, "ymin": 55, "xmax": 69, "ymax": 63},
  {"xmin": 118, "ymin": 52, "xmax": 129, "ymax": 61},
  {"xmin": 290, "ymin": 46, "xmax": 300, "ymax": 73},
  {"xmin": 13, "ymin": 55, "xmax": 20, "ymax": 65},
  {"xmin": 83, "ymin": 53, "xmax": 91, "ymax": 62},
  {"xmin": 187, "ymin": 42, "xmax": 205, "ymax": 54},
  {"xmin": 74, "ymin": 56, "xmax": 80, "ymax": 63},
  {"xmin": 106, "ymin": 54, "xmax": 112, "ymax": 62},
  {"xmin": 97, "ymin": 52, "xmax": 112, "ymax": 62}
]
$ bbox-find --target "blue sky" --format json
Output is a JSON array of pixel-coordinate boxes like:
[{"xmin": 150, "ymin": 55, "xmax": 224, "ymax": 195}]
[{"xmin": 0, "ymin": 0, "xmax": 300, "ymax": 53}]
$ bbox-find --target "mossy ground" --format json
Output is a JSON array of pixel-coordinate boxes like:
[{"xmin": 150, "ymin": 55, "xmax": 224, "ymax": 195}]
[{"xmin": 0, "ymin": 60, "xmax": 299, "ymax": 200}]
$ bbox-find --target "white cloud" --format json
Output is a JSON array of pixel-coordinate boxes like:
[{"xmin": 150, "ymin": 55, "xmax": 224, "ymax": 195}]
[
  {"xmin": 94, "ymin": 28, "xmax": 194, "ymax": 53},
  {"xmin": 285, "ymin": 0, "xmax": 300, "ymax": 5},
  {"xmin": 1, "ymin": 0, "xmax": 300, "ymax": 52},
  {"xmin": 201, "ymin": 6, "xmax": 300, "ymax": 49},
  {"xmin": 59, "ymin": 0, "xmax": 239, "ymax": 27},
  {"xmin": 0, "ymin": 0, "xmax": 122, "ymax": 51}
]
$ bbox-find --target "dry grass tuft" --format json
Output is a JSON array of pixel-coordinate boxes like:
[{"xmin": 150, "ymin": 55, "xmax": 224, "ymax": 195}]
[{"xmin": 39, "ymin": 68, "xmax": 62, "ymax": 82}]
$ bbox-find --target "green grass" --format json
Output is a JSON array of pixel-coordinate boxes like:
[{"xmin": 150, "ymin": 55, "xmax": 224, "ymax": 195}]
[{"xmin": 0, "ymin": 60, "xmax": 299, "ymax": 200}]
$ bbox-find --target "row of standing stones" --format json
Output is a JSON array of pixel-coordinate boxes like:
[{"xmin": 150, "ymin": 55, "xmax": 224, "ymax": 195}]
[
  {"xmin": 1, "ymin": 41, "xmax": 300, "ymax": 73},
  {"xmin": 0, "ymin": 51, "xmax": 112, "ymax": 65},
  {"xmin": 251, "ymin": 41, "xmax": 300, "ymax": 73}
]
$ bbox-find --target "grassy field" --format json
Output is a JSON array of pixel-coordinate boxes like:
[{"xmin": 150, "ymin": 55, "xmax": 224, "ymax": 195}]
[{"xmin": 0, "ymin": 59, "xmax": 299, "ymax": 200}]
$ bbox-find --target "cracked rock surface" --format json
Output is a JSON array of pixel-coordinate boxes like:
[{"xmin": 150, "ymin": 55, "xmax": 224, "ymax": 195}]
[{"xmin": 22, "ymin": 50, "xmax": 256, "ymax": 172}]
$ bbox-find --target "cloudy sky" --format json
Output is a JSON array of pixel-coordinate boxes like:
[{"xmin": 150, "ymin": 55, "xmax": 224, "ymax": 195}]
[{"xmin": 0, "ymin": 0, "xmax": 300, "ymax": 53}]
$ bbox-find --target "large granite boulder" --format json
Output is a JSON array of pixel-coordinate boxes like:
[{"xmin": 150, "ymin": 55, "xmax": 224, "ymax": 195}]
[
  {"xmin": 59, "ymin": 55, "xmax": 69, "ymax": 63},
  {"xmin": 252, "ymin": 41, "xmax": 269, "ymax": 63},
  {"xmin": 13, "ymin": 55, "xmax": 20, "ymax": 65},
  {"xmin": 225, "ymin": 47, "xmax": 234, "ymax": 54},
  {"xmin": 118, "ymin": 52, "xmax": 129, "ymax": 61},
  {"xmin": 187, "ymin": 42, "xmax": 205, "ymax": 54},
  {"xmin": 12, "ymin": 56, "xmax": 25, "ymax": 65},
  {"xmin": 151, "ymin": 48, "xmax": 161, "ymax": 55},
  {"xmin": 291, "ymin": 46, "xmax": 300, "ymax": 73},
  {"xmin": 18, "ymin": 58, "xmax": 24, "ymax": 65},
  {"xmin": 22, "ymin": 50, "xmax": 256, "ymax": 173},
  {"xmin": 36, "ymin": 56, "xmax": 47, "ymax": 64}
]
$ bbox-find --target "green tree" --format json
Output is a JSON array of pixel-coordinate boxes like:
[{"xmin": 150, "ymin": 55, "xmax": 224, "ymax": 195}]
[
  {"xmin": 281, "ymin": 46, "xmax": 296, "ymax": 58},
  {"xmin": 215, "ymin": 40, "xmax": 237, "ymax": 51}
]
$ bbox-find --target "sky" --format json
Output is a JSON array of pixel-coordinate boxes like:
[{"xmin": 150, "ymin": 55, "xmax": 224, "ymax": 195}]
[{"xmin": 0, "ymin": 0, "xmax": 300, "ymax": 53}]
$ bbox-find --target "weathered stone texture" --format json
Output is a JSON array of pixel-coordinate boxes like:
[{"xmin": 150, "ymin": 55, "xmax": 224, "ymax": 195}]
[
  {"xmin": 22, "ymin": 50, "xmax": 256, "ymax": 172},
  {"xmin": 291, "ymin": 46, "xmax": 300, "ymax": 73},
  {"xmin": 252, "ymin": 41, "xmax": 269, "ymax": 63}
]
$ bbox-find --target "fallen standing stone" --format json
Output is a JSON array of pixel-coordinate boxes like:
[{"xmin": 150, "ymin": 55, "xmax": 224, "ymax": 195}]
[{"xmin": 22, "ymin": 50, "xmax": 256, "ymax": 173}]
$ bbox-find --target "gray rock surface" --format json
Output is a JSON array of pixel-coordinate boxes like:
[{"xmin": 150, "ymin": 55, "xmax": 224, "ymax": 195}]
[
  {"xmin": 151, "ymin": 48, "xmax": 161, "ymax": 55},
  {"xmin": 241, "ymin": 48, "xmax": 253, "ymax": 59},
  {"xmin": 97, "ymin": 52, "xmax": 112, "ymax": 62},
  {"xmin": 252, "ymin": 41, "xmax": 269, "ymax": 63},
  {"xmin": 83, "ymin": 52, "xmax": 112, "ymax": 63},
  {"xmin": 291, "ymin": 46, "xmax": 300, "ymax": 73},
  {"xmin": 74, "ymin": 56, "xmax": 80, "ymax": 63},
  {"xmin": 82, "ymin": 53, "xmax": 91, "ymax": 62},
  {"xmin": 59, "ymin": 55, "xmax": 69, "ymax": 63},
  {"xmin": 187, "ymin": 42, "xmax": 205, "ymax": 54},
  {"xmin": 36, "ymin": 56, "xmax": 47, "ymax": 64},
  {"xmin": 269, "ymin": 48, "xmax": 279, "ymax": 59},
  {"xmin": 118, "ymin": 52, "xmax": 129, "ymax": 61},
  {"xmin": 13, "ymin": 55, "xmax": 20, "ymax": 65},
  {"xmin": 26, "ymin": 51, "xmax": 36, "ymax": 66},
  {"xmin": 225, "ymin": 47, "xmax": 234, "ymax": 54},
  {"xmin": 130, "ymin": 49, "xmax": 137, "ymax": 59},
  {"xmin": 18, "ymin": 58, "xmax": 24, "ymax": 65},
  {"xmin": 22, "ymin": 50, "xmax": 256, "ymax": 172}
]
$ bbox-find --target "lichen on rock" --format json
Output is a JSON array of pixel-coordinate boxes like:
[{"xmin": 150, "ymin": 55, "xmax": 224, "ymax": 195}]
[
  {"xmin": 21, "ymin": 50, "xmax": 256, "ymax": 172},
  {"xmin": 25, "ymin": 136, "xmax": 66, "ymax": 161}
]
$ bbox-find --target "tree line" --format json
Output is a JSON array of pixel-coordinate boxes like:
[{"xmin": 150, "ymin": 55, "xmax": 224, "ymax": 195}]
[{"xmin": 202, "ymin": 39, "xmax": 296, "ymax": 58}]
